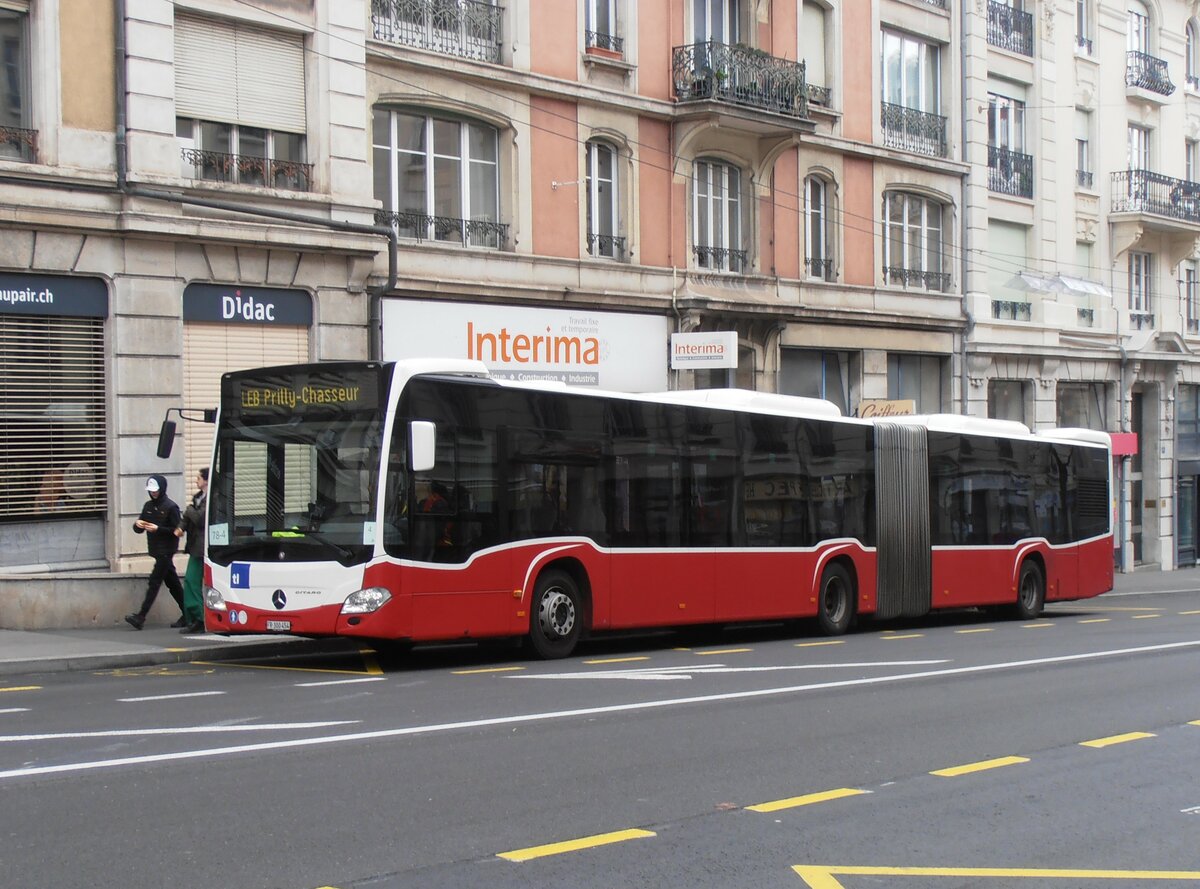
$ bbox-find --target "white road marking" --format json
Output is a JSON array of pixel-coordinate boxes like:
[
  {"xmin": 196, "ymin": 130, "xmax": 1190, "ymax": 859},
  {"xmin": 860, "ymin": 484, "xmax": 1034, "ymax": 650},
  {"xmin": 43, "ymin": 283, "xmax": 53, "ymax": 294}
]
[
  {"xmin": 518, "ymin": 660, "xmax": 948, "ymax": 681},
  {"xmin": 0, "ymin": 708, "xmax": 29, "ymax": 714},
  {"xmin": 294, "ymin": 677, "xmax": 388, "ymax": 688},
  {"xmin": 0, "ymin": 721, "xmax": 360, "ymax": 742},
  {"xmin": 4, "ymin": 639, "xmax": 1200, "ymax": 781},
  {"xmin": 118, "ymin": 691, "xmax": 227, "ymax": 703}
]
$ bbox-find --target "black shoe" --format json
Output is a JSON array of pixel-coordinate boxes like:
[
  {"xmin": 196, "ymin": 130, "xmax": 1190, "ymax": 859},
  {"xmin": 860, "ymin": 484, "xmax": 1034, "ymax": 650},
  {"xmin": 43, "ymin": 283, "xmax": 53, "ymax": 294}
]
[
  {"xmin": 124, "ymin": 613, "xmax": 144, "ymax": 630},
  {"xmin": 180, "ymin": 621, "xmax": 204, "ymax": 634},
  {"xmin": 170, "ymin": 617, "xmax": 187, "ymax": 628}
]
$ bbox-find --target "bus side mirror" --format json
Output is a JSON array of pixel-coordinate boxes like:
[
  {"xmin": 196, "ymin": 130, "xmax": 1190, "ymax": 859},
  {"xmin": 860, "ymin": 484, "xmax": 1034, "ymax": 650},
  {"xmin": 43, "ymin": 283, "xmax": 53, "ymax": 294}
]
[
  {"xmin": 156, "ymin": 419, "xmax": 177, "ymax": 459},
  {"xmin": 410, "ymin": 421, "xmax": 436, "ymax": 472}
]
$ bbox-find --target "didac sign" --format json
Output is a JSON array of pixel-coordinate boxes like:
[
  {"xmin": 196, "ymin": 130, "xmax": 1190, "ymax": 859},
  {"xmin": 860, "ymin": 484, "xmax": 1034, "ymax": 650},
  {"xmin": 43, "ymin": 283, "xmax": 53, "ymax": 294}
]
[
  {"xmin": 182, "ymin": 284, "xmax": 312, "ymax": 326},
  {"xmin": 670, "ymin": 331, "xmax": 738, "ymax": 369}
]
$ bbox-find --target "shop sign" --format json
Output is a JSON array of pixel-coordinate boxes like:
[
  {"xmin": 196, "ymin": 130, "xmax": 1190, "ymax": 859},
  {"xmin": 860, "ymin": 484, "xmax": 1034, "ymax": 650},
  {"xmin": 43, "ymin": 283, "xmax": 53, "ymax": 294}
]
[
  {"xmin": 0, "ymin": 273, "xmax": 107, "ymax": 317},
  {"xmin": 670, "ymin": 331, "xmax": 738, "ymax": 369},
  {"xmin": 183, "ymin": 284, "xmax": 312, "ymax": 326},
  {"xmin": 382, "ymin": 298, "xmax": 670, "ymax": 392},
  {"xmin": 855, "ymin": 399, "xmax": 915, "ymax": 418}
]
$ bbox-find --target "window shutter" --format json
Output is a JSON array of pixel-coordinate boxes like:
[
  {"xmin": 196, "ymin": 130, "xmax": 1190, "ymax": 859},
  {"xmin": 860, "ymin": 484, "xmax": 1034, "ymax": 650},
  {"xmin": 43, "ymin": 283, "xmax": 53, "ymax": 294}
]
[{"xmin": 175, "ymin": 13, "xmax": 306, "ymax": 133}]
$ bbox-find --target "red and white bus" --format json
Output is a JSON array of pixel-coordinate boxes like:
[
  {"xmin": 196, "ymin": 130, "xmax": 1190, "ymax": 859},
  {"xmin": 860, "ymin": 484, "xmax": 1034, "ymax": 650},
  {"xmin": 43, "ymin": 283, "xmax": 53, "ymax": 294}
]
[{"xmin": 196, "ymin": 359, "xmax": 1114, "ymax": 657}]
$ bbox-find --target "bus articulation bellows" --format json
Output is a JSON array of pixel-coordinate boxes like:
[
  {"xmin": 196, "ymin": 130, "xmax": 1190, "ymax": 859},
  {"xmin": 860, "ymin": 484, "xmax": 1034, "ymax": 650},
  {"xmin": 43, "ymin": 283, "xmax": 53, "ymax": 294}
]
[{"xmin": 198, "ymin": 360, "xmax": 1114, "ymax": 658}]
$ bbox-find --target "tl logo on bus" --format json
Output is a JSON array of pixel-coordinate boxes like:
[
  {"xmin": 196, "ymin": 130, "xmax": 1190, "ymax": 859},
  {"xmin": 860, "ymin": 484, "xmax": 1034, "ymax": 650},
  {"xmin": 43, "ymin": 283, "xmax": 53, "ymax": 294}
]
[{"xmin": 231, "ymin": 563, "xmax": 251, "ymax": 589}]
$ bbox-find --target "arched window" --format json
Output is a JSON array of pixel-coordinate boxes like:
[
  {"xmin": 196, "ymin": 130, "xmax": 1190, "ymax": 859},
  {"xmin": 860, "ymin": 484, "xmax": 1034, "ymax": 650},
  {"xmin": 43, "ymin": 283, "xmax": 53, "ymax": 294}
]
[
  {"xmin": 882, "ymin": 191, "xmax": 949, "ymax": 291},
  {"xmin": 585, "ymin": 140, "xmax": 622, "ymax": 259},
  {"xmin": 692, "ymin": 158, "xmax": 745, "ymax": 272},
  {"xmin": 804, "ymin": 175, "xmax": 832, "ymax": 280},
  {"xmin": 1187, "ymin": 20, "xmax": 1199, "ymax": 89},
  {"xmin": 372, "ymin": 109, "xmax": 504, "ymax": 248},
  {"xmin": 1126, "ymin": 0, "xmax": 1149, "ymax": 53}
]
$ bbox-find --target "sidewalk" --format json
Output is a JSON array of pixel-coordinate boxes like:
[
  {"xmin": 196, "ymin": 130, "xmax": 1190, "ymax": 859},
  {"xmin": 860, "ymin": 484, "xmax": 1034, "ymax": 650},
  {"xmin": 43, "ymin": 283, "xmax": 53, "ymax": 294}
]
[{"xmin": 1, "ymin": 566, "xmax": 1197, "ymax": 677}]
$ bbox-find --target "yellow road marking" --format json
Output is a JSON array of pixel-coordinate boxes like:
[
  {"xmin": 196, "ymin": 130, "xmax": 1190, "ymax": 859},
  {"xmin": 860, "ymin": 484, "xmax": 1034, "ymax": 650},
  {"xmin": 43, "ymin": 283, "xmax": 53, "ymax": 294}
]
[
  {"xmin": 498, "ymin": 828, "xmax": 655, "ymax": 862},
  {"xmin": 747, "ymin": 787, "xmax": 868, "ymax": 813},
  {"xmin": 955, "ymin": 628, "xmax": 993, "ymax": 634},
  {"xmin": 1182, "ymin": 610, "xmax": 1200, "ymax": 615},
  {"xmin": 1190, "ymin": 720, "xmax": 1200, "ymax": 726},
  {"xmin": 793, "ymin": 864, "xmax": 1200, "ymax": 886},
  {"xmin": 584, "ymin": 656, "xmax": 650, "ymax": 664},
  {"xmin": 1074, "ymin": 605, "xmax": 1170, "ymax": 612},
  {"xmin": 1080, "ymin": 731, "xmax": 1156, "ymax": 748},
  {"xmin": 795, "ymin": 640, "xmax": 845, "ymax": 648},
  {"xmin": 695, "ymin": 648, "xmax": 752, "ymax": 656},
  {"xmin": 191, "ymin": 660, "xmax": 371, "ymax": 676},
  {"xmin": 1131, "ymin": 614, "xmax": 1162, "ymax": 619},
  {"xmin": 931, "ymin": 755, "xmax": 1028, "ymax": 777},
  {"xmin": 452, "ymin": 666, "xmax": 525, "ymax": 675},
  {"xmin": 357, "ymin": 648, "xmax": 383, "ymax": 676},
  {"xmin": 882, "ymin": 634, "xmax": 923, "ymax": 640},
  {"xmin": 1078, "ymin": 618, "xmax": 1111, "ymax": 623},
  {"xmin": 164, "ymin": 647, "xmax": 189, "ymax": 652},
  {"xmin": 0, "ymin": 686, "xmax": 41, "ymax": 693}
]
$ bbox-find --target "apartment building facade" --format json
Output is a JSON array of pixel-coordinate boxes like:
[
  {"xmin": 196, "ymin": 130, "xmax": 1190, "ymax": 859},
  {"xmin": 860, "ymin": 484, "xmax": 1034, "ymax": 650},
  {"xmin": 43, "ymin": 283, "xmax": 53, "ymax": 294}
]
[{"xmin": 2, "ymin": 0, "xmax": 1193, "ymax": 578}]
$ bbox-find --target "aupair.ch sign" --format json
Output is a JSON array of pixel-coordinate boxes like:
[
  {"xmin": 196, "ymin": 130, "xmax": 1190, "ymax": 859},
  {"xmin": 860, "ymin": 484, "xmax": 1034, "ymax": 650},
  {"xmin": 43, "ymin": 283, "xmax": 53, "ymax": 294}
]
[
  {"xmin": 182, "ymin": 283, "xmax": 312, "ymax": 326},
  {"xmin": 0, "ymin": 273, "xmax": 108, "ymax": 317}
]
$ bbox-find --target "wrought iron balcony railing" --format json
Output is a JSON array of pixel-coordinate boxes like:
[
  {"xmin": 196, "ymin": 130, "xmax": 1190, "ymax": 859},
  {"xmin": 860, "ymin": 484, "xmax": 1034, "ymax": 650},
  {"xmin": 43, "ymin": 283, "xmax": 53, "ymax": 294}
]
[
  {"xmin": 914, "ymin": 0, "xmax": 947, "ymax": 8},
  {"xmin": 1126, "ymin": 50, "xmax": 1175, "ymax": 95},
  {"xmin": 376, "ymin": 209, "xmax": 508, "ymax": 248},
  {"xmin": 1078, "ymin": 307, "xmax": 1095, "ymax": 327},
  {"xmin": 693, "ymin": 245, "xmax": 749, "ymax": 273},
  {"xmin": 806, "ymin": 83, "xmax": 831, "ymax": 107},
  {"xmin": 804, "ymin": 257, "xmax": 834, "ymax": 280},
  {"xmin": 1130, "ymin": 311, "xmax": 1155, "ymax": 330},
  {"xmin": 587, "ymin": 233, "xmax": 626, "ymax": 259},
  {"xmin": 1077, "ymin": 169, "xmax": 1094, "ymax": 189},
  {"xmin": 987, "ymin": 1, "xmax": 1034, "ymax": 57},
  {"xmin": 1189, "ymin": 317, "xmax": 1199, "ymax": 334},
  {"xmin": 180, "ymin": 148, "xmax": 313, "ymax": 191},
  {"xmin": 0, "ymin": 125, "xmax": 38, "ymax": 163},
  {"xmin": 884, "ymin": 266, "xmax": 952, "ymax": 292},
  {"xmin": 585, "ymin": 30, "xmax": 623, "ymax": 54},
  {"xmin": 1188, "ymin": 74, "xmax": 1200, "ymax": 91},
  {"xmin": 1076, "ymin": 35, "xmax": 1093, "ymax": 54},
  {"xmin": 988, "ymin": 145, "xmax": 1034, "ymax": 198},
  {"xmin": 371, "ymin": 0, "xmax": 503, "ymax": 64},
  {"xmin": 992, "ymin": 299, "xmax": 1032, "ymax": 321},
  {"xmin": 880, "ymin": 102, "xmax": 948, "ymax": 158},
  {"xmin": 672, "ymin": 41, "xmax": 809, "ymax": 119},
  {"xmin": 1111, "ymin": 170, "xmax": 1200, "ymax": 223}
]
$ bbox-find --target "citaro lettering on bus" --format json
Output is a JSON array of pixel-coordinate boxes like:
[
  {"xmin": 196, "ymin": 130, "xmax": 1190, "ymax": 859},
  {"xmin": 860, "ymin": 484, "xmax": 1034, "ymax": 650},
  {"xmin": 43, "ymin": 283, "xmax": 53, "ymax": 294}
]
[
  {"xmin": 222, "ymin": 293, "xmax": 277, "ymax": 322},
  {"xmin": 466, "ymin": 321, "xmax": 600, "ymax": 365}
]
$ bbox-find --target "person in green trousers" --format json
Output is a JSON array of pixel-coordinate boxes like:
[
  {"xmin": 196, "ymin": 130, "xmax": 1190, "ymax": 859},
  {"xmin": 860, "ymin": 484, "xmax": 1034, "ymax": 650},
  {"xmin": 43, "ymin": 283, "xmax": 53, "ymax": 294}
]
[{"xmin": 175, "ymin": 467, "xmax": 208, "ymax": 634}]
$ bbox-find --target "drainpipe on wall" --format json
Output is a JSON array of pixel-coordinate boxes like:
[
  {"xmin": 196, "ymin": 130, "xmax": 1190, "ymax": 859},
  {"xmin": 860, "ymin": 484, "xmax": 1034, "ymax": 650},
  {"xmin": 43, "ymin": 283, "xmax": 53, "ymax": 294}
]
[{"xmin": 958, "ymin": 0, "xmax": 974, "ymax": 416}]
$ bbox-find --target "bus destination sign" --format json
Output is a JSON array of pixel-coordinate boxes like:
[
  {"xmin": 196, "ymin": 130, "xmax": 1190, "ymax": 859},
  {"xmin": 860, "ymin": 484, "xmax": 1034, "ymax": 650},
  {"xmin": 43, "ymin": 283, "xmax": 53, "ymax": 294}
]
[{"xmin": 230, "ymin": 368, "xmax": 379, "ymax": 415}]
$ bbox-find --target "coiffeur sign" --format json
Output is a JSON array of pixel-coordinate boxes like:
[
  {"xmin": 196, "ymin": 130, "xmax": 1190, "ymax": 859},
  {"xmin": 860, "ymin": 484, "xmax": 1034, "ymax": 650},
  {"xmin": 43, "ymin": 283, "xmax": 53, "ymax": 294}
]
[{"xmin": 382, "ymin": 298, "xmax": 670, "ymax": 392}]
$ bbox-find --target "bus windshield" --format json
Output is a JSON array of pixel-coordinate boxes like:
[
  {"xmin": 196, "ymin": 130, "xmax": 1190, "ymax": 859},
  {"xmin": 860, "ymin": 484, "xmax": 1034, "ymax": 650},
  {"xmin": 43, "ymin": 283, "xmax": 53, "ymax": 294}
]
[{"xmin": 207, "ymin": 364, "xmax": 388, "ymax": 566}]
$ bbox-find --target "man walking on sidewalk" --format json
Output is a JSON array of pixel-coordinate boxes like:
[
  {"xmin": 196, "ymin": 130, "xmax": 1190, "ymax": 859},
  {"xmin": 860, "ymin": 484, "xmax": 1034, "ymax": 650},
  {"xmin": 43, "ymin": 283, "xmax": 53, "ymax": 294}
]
[{"xmin": 125, "ymin": 474, "xmax": 186, "ymax": 630}]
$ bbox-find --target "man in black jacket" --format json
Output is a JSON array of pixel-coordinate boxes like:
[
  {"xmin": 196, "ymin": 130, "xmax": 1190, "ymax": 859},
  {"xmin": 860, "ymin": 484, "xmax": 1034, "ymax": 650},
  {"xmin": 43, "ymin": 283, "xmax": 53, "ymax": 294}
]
[{"xmin": 124, "ymin": 474, "xmax": 186, "ymax": 630}]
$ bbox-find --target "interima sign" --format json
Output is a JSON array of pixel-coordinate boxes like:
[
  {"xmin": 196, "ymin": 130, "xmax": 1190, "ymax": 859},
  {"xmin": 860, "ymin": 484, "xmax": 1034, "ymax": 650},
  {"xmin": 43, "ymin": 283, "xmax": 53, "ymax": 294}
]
[{"xmin": 670, "ymin": 331, "xmax": 738, "ymax": 369}]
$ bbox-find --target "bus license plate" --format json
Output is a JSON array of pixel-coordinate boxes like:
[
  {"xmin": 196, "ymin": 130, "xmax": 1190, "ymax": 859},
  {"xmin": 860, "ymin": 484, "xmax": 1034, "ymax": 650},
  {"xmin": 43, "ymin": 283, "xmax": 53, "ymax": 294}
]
[{"xmin": 266, "ymin": 620, "xmax": 291, "ymax": 631}]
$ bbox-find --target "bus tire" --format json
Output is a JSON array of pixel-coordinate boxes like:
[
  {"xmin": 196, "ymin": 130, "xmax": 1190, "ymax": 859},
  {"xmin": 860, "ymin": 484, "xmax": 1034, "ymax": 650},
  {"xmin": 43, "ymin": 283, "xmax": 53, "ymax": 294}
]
[
  {"xmin": 816, "ymin": 562, "xmax": 854, "ymax": 636},
  {"xmin": 529, "ymin": 569, "xmax": 583, "ymax": 659},
  {"xmin": 1009, "ymin": 560, "xmax": 1045, "ymax": 620}
]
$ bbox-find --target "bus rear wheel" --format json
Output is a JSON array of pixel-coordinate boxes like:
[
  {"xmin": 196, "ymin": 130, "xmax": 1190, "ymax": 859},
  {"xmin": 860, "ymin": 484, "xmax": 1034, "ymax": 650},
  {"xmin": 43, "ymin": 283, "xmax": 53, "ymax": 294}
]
[
  {"xmin": 1009, "ymin": 560, "xmax": 1045, "ymax": 620},
  {"xmin": 817, "ymin": 562, "xmax": 855, "ymax": 636},
  {"xmin": 529, "ymin": 569, "xmax": 583, "ymax": 659}
]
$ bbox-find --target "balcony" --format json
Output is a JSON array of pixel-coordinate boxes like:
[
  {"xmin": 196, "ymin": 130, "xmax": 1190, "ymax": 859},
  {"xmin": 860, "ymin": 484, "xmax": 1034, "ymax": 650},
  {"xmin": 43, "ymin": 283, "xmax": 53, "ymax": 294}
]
[
  {"xmin": 1126, "ymin": 51, "xmax": 1175, "ymax": 96},
  {"xmin": 672, "ymin": 42, "xmax": 809, "ymax": 120},
  {"xmin": 376, "ymin": 209, "xmax": 508, "ymax": 248},
  {"xmin": 1129, "ymin": 311, "xmax": 1155, "ymax": 330},
  {"xmin": 880, "ymin": 102, "xmax": 948, "ymax": 158},
  {"xmin": 371, "ymin": 0, "xmax": 503, "ymax": 65},
  {"xmin": 987, "ymin": 1, "xmax": 1034, "ymax": 57},
  {"xmin": 585, "ymin": 30, "xmax": 624, "ymax": 55},
  {"xmin": 992, "ymin": 299, "xmax": 1031, "ymax": 321},
  {"xmin": 1077, "ymin": 169, "xmax": 1094, "ymax": 189},
  {"xmin": 587, "ymin": 234, "xmax": 626, "ymax": 260},
  {"xmin": 179, "ymin": 148, "xmax": 313, "ymax": 191},
  {"xmin": 693, "ymin": 245, "xmax": 749, "ymax": 273},
  {"xmin": 0, "ymin": 125, "xmax": 37, "ymax": 163},
  {"xmin": 988, "ymin": 146, "xmax": 1034, "ymax": 199},
  {"xmin": 884, "ymin": 266, "xmax": 952, "ymax": 292},
  {"xmin": 1111, "ymin": 170, "xmax": 1200, "ymax": 224}
]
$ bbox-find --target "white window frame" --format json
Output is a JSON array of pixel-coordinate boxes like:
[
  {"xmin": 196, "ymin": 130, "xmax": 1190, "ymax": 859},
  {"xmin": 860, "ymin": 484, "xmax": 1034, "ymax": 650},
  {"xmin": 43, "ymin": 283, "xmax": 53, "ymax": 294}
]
[
  {"xmin": 1127, "ymin": 1, "xmax": 1150, "ymax": 53},
  {"xmin": 1185, "ymin": 260, "xmax": 1199, "ymax": 331},
  {"xmin": 1187, "ymin": 139, "xmax": 1199, "ymax": 183},
  {"xmin": 1128, "ymin": 124, "xmax": 1150, "ymax": 171},
  {"xmin": 1075, "ymin": 0, "xmax": 1092, "ymax": 52},
  {"xmin": 692, "ymin": 158, "xmax": 744, "ymax": 272},
  {"xmin": 0, "ymin": 6, "xmax": 32, "ymax": 159},
  {"xmin": 693, "ymin": 0, "xmax": 739, "ymax": 44},
  {"xmin": 1128, "ymin": 251, "xmax": 1153, "ymax": 313},
  {"xmin": 804, "ymin": 175, "xmax": 830, "ymax": 279},
  {"xmin": 987, "ymin": 93, "xmax": 1025, "ymax": 152},
  {"xmin": 883, "ymin": 191, "xmax": 946, "ymax": 287},
  {"xmin": 585, "ymin": 139, "xmax": 620, "ymax": 259},
  {"xmin": 1188, "ymin": 20, "xmax": 1199, "ymax": 87},
  {"xmin": 587, "ymin": 0, "xmax": 616, "ymax": 39},
  {"xmin": 881, "ymin": 30, "xmax": 940, "ymax": 114}
]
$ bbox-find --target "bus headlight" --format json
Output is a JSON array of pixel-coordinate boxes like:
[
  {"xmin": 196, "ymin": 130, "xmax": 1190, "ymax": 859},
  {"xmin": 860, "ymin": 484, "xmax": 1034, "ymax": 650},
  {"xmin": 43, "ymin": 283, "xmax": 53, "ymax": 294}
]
[
  {"xmin": 204, "ymin": 586, "xmax": 226, "ymax": 611},
  {"xmin": 342, "ymin": 587, "xmax": 391, "ymax": 614}
]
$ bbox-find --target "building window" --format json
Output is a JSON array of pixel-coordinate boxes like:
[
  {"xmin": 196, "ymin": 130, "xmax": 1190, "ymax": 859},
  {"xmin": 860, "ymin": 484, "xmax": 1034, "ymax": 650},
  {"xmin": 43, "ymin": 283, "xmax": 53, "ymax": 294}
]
[
  {"xmin": 1127, "ymin": 124, "xmax": 1150, "ymax": 171},
  {"xmin": 1128, "ymin": 251, "xmax": 1153, "ymax": 325},
  {"xmin": 1188, "ymin": 21, "xmax": 1200, "ymax": 89},
  {"xmin": 883, "ymin": 191, "xmax": 949, "ymax": 291},
  {"xmin": 804, "ymin": 175, "xmax": 832, "ymax": 280},
  {"xmin": 1127, "ymin": 0, "xmax": 1150, "ymax": 53},
  {"xmin": 880, "ymin": 31, "xmax": 945, "ymax": 156},
  {"xmin": 694, "ymin": 0, "xmax": 741, "ymax": 44},
  {"xmin": 1076, "ymin": 0, "xmax": 1093, "ymax": 53},
  {"xmin": 988, "ymin": 92, "xmax": 1031, "ymax": 197},
  {"xmin": 586, "ymin": 0, "xmax": 622, "ymax": 53},
  {"xmin": 0, "ymin": 9, "xmax": 34, "ymax": 162},
  {"xmin": 1185, "ymin": 260, "xmax": 1199, "ymax": 334},
  {"xmin": 988, "ymin": 380, "xmax": 1028, "ymax": 425},
  {"xmin": 888, "ymin": 353, "xmax": 944, "ymax": 413},
  {"xmin": 802, "ymin": 0, "xmax": 829, "ymax": 105},
  {"xmin": 1075, "ymin": 109, "xmax": 1092, "ymax": 188},
  {"xmin": 372, "ymin": 109, "xmax": 505, "ymax": 248},
  {"xmin": 176, "ymin": 119, "xmax": 310, "ymax": 190},
  {"xmin": 692, "ymin": 158, "xmax": 746, "ymax": 272},
  {"xmin": 585, "ymin": 140, "xmax": 622, "ymax": 259},
  {"xmin": 780, "ymin": 349, "xmax": 850, "ymax": 414},
  {"xmin": 1057, "ymin": 382, "xmax": 1106, "ymax": 430},
  {"xmin": 1187, "ymin": 139, "xmax": 1199, "ymax": 184}
]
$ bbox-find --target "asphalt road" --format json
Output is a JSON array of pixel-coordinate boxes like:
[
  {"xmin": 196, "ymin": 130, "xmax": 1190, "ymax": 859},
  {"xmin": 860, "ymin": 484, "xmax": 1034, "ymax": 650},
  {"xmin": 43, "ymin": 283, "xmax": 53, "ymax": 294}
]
[{"xmin": 3, "ymin": 585, "xmax": 1200, "ymax": 889}]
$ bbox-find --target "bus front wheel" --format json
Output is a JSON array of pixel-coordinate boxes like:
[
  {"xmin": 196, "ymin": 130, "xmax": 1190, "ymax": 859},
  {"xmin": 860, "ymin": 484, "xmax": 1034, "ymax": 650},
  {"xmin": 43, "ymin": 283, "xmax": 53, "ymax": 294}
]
[
  {"xmin": 1009, "ymin": 560, "xmax": 1045, "ymax": 620},
  {"xmin": 817, "ymin": 562, "xmax": 855, "ymax": 636},
  {"xmin": 529, "ymin": 569, "xmax": 583, "ymax": 659}
]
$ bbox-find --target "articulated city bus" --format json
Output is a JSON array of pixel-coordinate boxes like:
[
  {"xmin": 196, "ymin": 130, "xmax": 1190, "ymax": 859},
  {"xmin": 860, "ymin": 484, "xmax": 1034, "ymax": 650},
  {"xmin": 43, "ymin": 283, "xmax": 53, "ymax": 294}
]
[{"xmin": 196, "ymin": 359, "xmax": 1114, "ymax": 658}]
